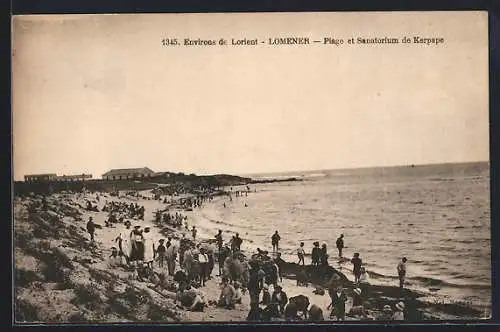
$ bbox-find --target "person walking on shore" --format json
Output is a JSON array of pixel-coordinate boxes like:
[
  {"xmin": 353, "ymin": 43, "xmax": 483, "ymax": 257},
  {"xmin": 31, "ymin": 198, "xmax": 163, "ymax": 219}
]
[
  {"xmin": 297, "ymin": 242, "xmax": 305, "ymax": 265},
  {"xmin": 271, "ymin": 231, "xmax": 281, "ymax": 253},
  {"xmin": 397, "ymin": 257, "xmax": 407, "ymax": 290},
  {"xmin": 86, "ymin": 217, "xmax": 96, "ymax": 242},
  {"xmin": 336, "ymin": 234, "xmax": 344, "ymax": 258},
  {"xmin": 351, "ymin": 252, "xmax": 363, "ymax": 283}
]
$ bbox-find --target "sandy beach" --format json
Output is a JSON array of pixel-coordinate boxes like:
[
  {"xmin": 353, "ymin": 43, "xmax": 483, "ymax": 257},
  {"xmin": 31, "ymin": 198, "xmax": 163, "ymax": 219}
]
[{"xmin": 14, "ymin": 182, "xmax": 489, "ymax": 323}]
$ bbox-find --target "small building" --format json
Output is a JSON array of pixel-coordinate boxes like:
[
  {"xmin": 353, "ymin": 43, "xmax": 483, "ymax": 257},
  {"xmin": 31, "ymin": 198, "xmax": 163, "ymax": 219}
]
[
  {"xmin": 24, "ymin": 173, "xmax": 58, "ymax": 183},
  {"xmin": 56, "ymin": 174, "xmax": 93, "ymax": 182},
  {"xmin": 102, "ymin": 167, "xmax": 155, "ymax": 181}
]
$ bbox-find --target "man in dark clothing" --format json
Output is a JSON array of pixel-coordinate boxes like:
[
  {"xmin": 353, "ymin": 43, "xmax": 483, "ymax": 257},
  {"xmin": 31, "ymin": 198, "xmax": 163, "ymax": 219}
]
[
  {"xmin": 215, "ymin": 230, "xmax": 224, "ymax": 275},
  {"xmin": 156, "ymin": 239, "xmax": 166, "ymax": 268},
  {"xmin": 336, "ymin": 234, "xmax": 344, "ymax": 258},
  {"xmin": 311, "ymin": 242, "xmax": 321, "ymax": 266},
  {"xmin": 351, "ymin": 253, "xmax": 363, "ymax": 283},
  {"xmin": 271, "ymin": 231, "xmax": 281, "ymax": 253},
  {"xmin": 215, "ymin": 230, "xmax": 223, "ymax": 250},
  {"xmin": 320, "ymin": 243, "xmax": 329, "ymax": 266},
  {"xmin": 218, "ymin": 245, "xmax": 230, "ymax": 276},
  {"xmin": 247, "ymin": 261, "xmax": 262, "ymax": 310},
  {"xmin": 86, "ymin": 217, "xmax": 96, "ymax": 242},
  {"xmin": 234, "ymin": 233, "xmax": 243, "ymax": 252},
  {"xmin": 328, "ymin": 285, "xmax": 348, "ymax": 320}
]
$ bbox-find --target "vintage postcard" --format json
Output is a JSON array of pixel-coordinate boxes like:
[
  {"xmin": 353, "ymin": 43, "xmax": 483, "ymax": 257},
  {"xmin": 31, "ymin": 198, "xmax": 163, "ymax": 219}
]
[{"xmin": 12, "ymin": 11, "xmax": 490, "ymax": 323}]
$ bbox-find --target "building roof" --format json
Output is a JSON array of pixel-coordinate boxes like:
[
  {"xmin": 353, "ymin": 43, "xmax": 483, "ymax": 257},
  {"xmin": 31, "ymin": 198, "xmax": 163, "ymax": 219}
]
[
  {"xmin": 25, "ymin": 173, "xmax": 57, "ymax": 177},
  {"xmin": 58, "ymin": 174, "xmax": 92, "ymax": 178},
  {"xmin": 102, "ymin": 167, "xmax": 154, "ymax": 177}
]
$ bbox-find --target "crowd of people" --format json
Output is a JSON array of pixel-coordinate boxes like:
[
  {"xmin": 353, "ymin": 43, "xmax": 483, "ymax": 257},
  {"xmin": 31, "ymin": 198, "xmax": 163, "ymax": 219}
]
[
  {"xmin": 102, "ymin": 200, "xmax": 146, "ymax": 220},
  {"xmin": 155, "ymin": 210, "xmax": 188, "ymax": 229},
  {"xmin": 84, "ymin": 188, "xmax": 409, "ymax": 321}
]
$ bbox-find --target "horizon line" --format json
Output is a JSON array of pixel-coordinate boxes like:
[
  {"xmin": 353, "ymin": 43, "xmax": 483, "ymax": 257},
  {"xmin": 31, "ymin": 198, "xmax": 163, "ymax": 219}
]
[{"xmin": 15, "ymin": 159, "xmax": 489, "ymax": 181}]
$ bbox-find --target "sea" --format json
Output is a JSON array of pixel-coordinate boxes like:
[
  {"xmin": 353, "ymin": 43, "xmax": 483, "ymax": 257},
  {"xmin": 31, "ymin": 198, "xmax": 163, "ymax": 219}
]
[{"xmin": 192, "ymin": 162, "xmax": 491, "ymax": 316}]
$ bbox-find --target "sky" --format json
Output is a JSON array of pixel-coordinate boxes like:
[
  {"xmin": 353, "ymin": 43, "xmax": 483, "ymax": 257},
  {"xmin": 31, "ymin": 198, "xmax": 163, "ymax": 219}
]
[{"xmin": 12, "ymin": 12, "xmax": 489, "ymax": 181}]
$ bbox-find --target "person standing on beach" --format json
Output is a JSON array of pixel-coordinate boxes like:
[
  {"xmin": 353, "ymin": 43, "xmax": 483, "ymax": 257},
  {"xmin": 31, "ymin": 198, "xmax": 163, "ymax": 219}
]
[
  {"xmin": 215, "ymin": 230, "xmax": 224, "ymax": 275},
  {"xmin": 358, "ymin": 266, "xmax": 370, "ymax": 298},
  {"xmin": 247, "ymin": 261, "xmax": 262, "ymax": 310},
  {"xmin": 86, "ymin": 217, "xmax": 96, "ymax": 242},
  {"xmin": 351, "ymin": 253, "xmax": 363, "ymax": 283},
  {"xmin": 215, "ymin": 230, "xmax": 223, "ymax": 250},
  {"xmin": 336, "ymin": 234, "xmax": 344, "ymax": 258},
  {"xmin": 192, "ymin": 226, "xmax": 197, "ymax": 241},
  {"xmin": 234, "ymin": 233, "xmax": 243, "ymax": 252},
  {"xmin": 143, "ymin": 227, "xmax": 155, "ymax": 268},
  {"xmin": 297, "ymin": 242, "xmax": 306, "ymax": 265},
  {"xmin": 130, "ymin": 226, "xmax": 144, "ymax": 263},
  {"xmin": 165, "ymin": 241, "xmax": 177, "ymax": 276},
  {"xmin": 320, "ymin": 243, "xmax": 329, "ymax": 266},
  {"xmin": 156, "ymin": 239, "xmax": 166, "ymax": 268},
  {"xmin": 271, "ymin": 231, "xmax": 281, "ymax": 253},
  {"xmin": 198, "ymin": 247, "xmax": 209, "ymax": 286},
  {"xmin": 397, "ymin": 257, "xmax": 407, "ymax": 290},
  {"xmin": 115, "ymin": 232, "xmax": 130, "ymax": 265},
  {"xmin": 311, "ymin": 242, "xmax": 321, "ymax": 267}
]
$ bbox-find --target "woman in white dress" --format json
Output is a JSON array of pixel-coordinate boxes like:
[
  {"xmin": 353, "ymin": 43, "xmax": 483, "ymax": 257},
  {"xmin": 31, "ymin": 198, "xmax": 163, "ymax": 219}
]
[{"xmin": 143, "ymin": 227, "xmax": 155, "ymax": 268}]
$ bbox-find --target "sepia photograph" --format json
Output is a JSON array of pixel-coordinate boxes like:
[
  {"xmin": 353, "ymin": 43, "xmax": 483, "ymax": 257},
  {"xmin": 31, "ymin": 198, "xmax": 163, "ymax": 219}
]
[{"xmin": 12, "ymin": 11, "xmax": 490, "ymax": 323}]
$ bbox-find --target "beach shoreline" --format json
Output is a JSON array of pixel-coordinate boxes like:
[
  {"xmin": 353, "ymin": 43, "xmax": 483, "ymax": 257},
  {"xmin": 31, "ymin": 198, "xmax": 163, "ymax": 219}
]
[
  {"xmin": 14, "ymin": 187, "xmax": 489, "ymax": 322},
  {"xmin": 148, "ymin": 190, "xmax": 488, "ymax": 321}
]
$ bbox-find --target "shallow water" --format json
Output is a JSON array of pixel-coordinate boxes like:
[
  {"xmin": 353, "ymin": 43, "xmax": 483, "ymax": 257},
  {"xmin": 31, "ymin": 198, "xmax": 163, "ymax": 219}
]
[{"xmin": 190, "ymin": 162, "xmax": 491, "ymax": 315}]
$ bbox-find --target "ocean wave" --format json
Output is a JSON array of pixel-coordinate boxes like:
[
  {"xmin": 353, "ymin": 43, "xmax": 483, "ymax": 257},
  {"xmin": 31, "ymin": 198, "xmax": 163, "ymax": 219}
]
[
  {"xmin": 429, "ymin": 178, "xmax": 455, "ymax": 182},
  {"xmin": 367, "ymin": 270, "xmax": 490, "ymax": 290},
  {"xmin": 410, "ymin": 276, "xmax": 490, "ymax": 290}
]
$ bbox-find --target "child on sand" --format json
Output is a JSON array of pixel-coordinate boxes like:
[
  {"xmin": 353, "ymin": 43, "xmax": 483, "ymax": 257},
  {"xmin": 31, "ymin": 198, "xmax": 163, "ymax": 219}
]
[
  {"xmin": 297, "ymin": 242, "xmax": 305, "ymax": 265},
  {"xmin": 397, "ymin": 257, "xmax": 407, "ymax": 290}
]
